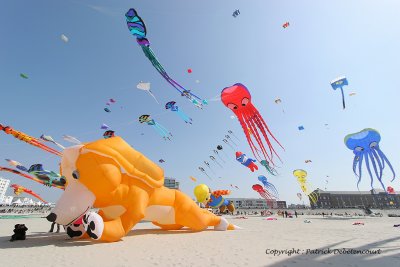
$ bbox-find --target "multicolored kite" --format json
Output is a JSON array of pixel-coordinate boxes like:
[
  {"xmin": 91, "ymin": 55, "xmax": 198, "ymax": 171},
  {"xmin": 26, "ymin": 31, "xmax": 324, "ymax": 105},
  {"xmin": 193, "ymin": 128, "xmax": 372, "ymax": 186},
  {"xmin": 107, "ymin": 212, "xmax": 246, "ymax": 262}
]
[
  {"xmin": 125, "ymin": 8, "xmax": 207, "ymax": 108},
  {"xmin": 11, "ymin": 184, "xmax": 47, "ymax": 203}
]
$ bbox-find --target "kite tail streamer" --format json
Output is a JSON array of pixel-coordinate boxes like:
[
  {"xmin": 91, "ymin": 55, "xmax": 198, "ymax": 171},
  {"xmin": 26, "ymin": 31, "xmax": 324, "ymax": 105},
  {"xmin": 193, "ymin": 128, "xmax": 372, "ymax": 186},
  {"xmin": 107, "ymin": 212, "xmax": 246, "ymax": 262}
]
[
  {"xmin": 0, "ymin": 124, "xmax": 61, "ymax": 156},
  {"xmin": 176, "ymin": 110, "xmax": 192, "ymax": 124},
  {"xmin": 147, "ymin": 90, "xmax": 159, "ymax": 104},
  {"xmin": 340, "ymin": 87, "xmax": 346, "ymax": 109}
]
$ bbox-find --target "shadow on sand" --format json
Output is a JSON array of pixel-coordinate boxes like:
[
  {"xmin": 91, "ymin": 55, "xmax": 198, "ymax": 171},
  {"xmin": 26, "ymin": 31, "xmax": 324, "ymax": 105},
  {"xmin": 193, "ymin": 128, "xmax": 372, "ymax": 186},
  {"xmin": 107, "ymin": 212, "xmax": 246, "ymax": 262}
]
[{"xmin": 0, "ymin": 227, "xmax": 213, "ymax": 249}]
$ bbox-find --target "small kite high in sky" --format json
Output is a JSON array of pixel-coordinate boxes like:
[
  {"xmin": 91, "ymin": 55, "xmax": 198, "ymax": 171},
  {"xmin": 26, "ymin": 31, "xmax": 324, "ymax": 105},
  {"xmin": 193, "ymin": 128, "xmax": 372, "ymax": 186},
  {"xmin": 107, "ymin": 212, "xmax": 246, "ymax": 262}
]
[
  {"xmin": 293, "ymin": 169, "xmax": 319, "ymax": 204},
  {"xmin": 40, "ymin": 134, "xmax": 65, "ymax": 149},
  {"xmin": 139, "ymin": 115, "xmax": 172, "ymax": 140},
  {"xmin": 236, "ymin": 151, "xmax": 258, "ymax": 172},
  {"xmin": 137, "ymin": 82, "xmax": 159, "ymax": 104},
  {"xmin": 165, "ymin": 101, "xmax": 192, "ymax": 124},
  {"xmin": 125, "ymin": 8, "xmax": 207, "ymax": 108},
  {"xmin": 260, "ymin": 160, "xmax": 278, "ymax": 176},
  {"xmin": 62, "ymin": 135, "xmax": 81, "ymax": 144},
  {"xmin": 101, "ymin": 123, "xmax": 109, "ymax": 130},
  {"xmin": 330, "ymin": 76, "xmax": 349, "ymax": 109},
  {"xmin": 103, "ymin": 130, "xmax": 115, "ymax": 139},
  {"xmin": 61, "ymin": 34, "xmax": 69, "ymax": 43}
]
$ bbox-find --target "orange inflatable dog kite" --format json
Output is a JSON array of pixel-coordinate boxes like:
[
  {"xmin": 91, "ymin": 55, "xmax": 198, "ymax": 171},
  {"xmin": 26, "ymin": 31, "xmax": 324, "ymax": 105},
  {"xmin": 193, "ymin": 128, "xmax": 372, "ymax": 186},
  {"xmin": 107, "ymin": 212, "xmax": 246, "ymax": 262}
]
[{"xmin": 47, "ymin": 137, "xmax": 239, "ymax": 242}]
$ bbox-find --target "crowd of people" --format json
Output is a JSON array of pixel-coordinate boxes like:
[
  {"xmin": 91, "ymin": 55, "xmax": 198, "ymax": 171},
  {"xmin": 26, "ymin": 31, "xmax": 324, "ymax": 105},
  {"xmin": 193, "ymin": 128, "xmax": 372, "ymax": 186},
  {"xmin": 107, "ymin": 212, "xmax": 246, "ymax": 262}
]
[{"xmin": 0, "ymin": 205, "xmax": 52, "ymax": 215}]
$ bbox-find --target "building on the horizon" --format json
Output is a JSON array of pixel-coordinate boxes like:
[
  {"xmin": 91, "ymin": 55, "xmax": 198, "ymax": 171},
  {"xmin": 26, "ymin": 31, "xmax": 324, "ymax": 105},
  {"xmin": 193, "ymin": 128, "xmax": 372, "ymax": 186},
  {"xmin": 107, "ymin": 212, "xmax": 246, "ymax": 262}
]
[
  {"xmin": 164, "ymin": 177, "xmax": 180, "ymax": 190},
  {"xmin": 288, "ymin": 204, "xmax": 308, "ymax": 209},
  {"xmin": 276, "ymin": 201, "xmax": 287, "ymax": 209},
  {"xmin": 1, "ymin": 196, "xmax": 14, "ymax": 205},
  {"xmin": 310, "ymin": 188, "xmax": 400, "ymax": 209},
  {"xmin": 226, "ymin": 198, "xmax": 286, "ymax": 209},
  {"xmin": 0, "ymin": 177, "xmax": 10, "ymax": 204}
]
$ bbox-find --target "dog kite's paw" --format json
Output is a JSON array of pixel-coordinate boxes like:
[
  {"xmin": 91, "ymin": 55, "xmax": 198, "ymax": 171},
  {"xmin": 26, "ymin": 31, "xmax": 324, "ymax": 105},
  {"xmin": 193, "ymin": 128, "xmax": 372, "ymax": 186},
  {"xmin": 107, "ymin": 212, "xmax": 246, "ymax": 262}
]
[
  {"xmin": 65, "ymin": 223, "xmax": 86, "ymax": 238},
  {"xmin": 214, "ymin": 217, "xmax": 229, "ymax": 231},
  {"xmin": 83, "ymin": 212, "xmax": 104, "ymax": 240}
]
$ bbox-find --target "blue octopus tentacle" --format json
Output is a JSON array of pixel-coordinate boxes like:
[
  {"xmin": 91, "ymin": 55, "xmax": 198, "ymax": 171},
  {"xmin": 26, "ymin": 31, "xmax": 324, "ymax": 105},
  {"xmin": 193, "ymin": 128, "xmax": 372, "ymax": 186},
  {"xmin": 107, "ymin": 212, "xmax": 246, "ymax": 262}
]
[
  {"xmin": 353, "ymin": 153, "xmax": 363, "ymax": 189},
  {"xmin": 266, "ymin": 184, "xmax": 279, "ymax": 198},
  {"xmin": 368, "ymin": 151, "xmax": 385, "ymax": 191},
  {"xmin": 364, "ymin": 153, "xmax": 375, "ymax": 189},
  {"xmin": 376, "ymin": 147, "xmax": 396, "ymax": 182},
  {"xmin": 370, "ymin": 148, "xmax": 384, "ymax": 179},
  {"xmin": 352, "ymin": 155, "xmax": 359, "ymax": 176}
]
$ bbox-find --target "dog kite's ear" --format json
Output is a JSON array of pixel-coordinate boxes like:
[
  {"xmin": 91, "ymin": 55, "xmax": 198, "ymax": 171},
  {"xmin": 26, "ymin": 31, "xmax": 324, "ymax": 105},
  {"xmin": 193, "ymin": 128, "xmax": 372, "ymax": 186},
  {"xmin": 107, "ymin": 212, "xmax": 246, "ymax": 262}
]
[{"xmin": 83, "ymin": 137, "xmax": 164, "ymax": 188}]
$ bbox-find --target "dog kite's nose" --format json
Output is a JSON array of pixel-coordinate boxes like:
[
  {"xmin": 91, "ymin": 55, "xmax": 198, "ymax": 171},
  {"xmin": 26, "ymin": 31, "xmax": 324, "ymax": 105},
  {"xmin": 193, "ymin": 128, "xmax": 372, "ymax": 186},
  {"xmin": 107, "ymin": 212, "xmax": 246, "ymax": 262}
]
[{"xmin": 46, "ymin": 213, "xmax": 57, "ymax": 222}]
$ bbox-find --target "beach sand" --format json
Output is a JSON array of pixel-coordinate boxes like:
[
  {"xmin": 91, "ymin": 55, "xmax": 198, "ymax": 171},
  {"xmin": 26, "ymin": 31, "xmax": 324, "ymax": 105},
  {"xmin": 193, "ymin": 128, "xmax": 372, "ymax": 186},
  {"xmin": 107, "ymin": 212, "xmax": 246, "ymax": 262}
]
[{"xmin": 1, "ymin": 215, "xmax": 399, "ymax": 267}]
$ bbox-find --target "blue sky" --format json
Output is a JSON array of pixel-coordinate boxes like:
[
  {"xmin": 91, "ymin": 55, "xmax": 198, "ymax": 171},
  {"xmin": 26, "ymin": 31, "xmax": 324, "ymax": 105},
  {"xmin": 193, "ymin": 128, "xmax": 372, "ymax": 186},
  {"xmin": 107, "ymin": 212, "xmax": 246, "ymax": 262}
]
[{"xmin": 1, "ymin": 0, "xmax": 400, "ymax": 204}]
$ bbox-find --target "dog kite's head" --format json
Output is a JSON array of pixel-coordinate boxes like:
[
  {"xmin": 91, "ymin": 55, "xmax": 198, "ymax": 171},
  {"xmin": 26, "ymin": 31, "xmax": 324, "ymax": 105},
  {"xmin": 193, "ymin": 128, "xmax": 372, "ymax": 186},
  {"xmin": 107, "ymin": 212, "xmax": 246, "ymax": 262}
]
[{"xmin": 47, "ymin": 137, "xmax": 164, "ymax": 226}]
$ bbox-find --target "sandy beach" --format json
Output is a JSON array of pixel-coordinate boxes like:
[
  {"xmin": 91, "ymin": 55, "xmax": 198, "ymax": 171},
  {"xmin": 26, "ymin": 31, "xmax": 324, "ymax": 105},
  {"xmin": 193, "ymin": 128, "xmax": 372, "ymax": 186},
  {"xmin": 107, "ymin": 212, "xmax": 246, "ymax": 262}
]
[{"xmin": 1, "ymin": 214, "xmax": 399, "ymax": 267}]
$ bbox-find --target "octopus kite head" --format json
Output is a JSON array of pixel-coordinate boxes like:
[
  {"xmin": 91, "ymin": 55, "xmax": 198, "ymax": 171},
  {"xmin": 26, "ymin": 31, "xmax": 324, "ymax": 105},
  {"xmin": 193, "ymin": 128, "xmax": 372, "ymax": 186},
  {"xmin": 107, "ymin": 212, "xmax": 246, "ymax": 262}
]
[
  {"xmin": 258, "ymin": 175, "xmax": 267, "ymax": 184},
  {"xmin": 220, "ymin": 83, "xmax": 283, "ymax": 164},
  {"xmin": 344, "ymin": 128, "xmax": 381, "ymax": 155},
  {"xmin": 293, "ymin": 169, "xmax": 307, "ymax": 183},
  {"xmin": 252, "ymin": 184, "xmax": 264, "ymax": 193},
  {"xmin": 221, "ymin": 83, "xmax": 252, "ymax": 113},
  {"xmin": 344, "ymin": 128, "xmax": 395, "ymax": 190}
]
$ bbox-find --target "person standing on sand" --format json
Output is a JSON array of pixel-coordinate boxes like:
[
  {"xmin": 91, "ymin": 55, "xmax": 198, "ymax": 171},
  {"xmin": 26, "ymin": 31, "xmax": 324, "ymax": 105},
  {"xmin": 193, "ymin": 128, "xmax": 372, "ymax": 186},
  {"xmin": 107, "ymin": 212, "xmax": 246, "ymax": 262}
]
[
  {"xmin": 322, "ymin": 212, "xmax": 325, "ymax": 218},
  {"xmin": 284, "ymin": 211, "xmax": 288, "ymax": 218},
  {"xmin": 295, "ymin": 211, "xmax": 298, "ymax": 218}
]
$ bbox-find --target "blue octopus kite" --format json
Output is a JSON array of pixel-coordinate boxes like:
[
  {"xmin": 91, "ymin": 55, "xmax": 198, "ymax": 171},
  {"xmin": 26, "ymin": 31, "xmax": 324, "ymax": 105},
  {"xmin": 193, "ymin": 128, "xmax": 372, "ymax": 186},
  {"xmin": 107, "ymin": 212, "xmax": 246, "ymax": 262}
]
[
  {"xmin": 258, "ymin": 175, "xmax": 279, "ymax": 199},
  {"xmin": 345, "ymin": 128, "xmax": 396, "ymax": 191},
  {"xmin": 126, "ymin": 8, "xmax": 207, "ymax": 108}
]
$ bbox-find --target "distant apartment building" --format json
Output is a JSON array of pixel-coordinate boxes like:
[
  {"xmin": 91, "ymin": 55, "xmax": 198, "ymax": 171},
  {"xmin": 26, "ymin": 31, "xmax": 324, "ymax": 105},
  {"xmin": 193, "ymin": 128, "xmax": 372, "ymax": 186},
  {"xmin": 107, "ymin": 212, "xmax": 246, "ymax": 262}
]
[
  {"xmin": 1, "ymin": 196, "xmax": 14, "ymax": 205},
  {"xmin": 310, "ymin": 188, "xmax": 400, "ymax": 209},
  {"xmin": 0, "ymin": 177, "xmax": 10, "ymax": 204},
  {"xmin": 288, "ymin": 204, "xmax": 307, "ymax": 209},
  {"xmin": 226, "ymin": 198, "xmax": 286, "ymax": 209},
  {"xmin": 276, "ymin": 201, "xmax": 287, "ymax": 209},
  {"xmin": 164, "ymin": 177, "xmax": 180, "ymax": 190}
]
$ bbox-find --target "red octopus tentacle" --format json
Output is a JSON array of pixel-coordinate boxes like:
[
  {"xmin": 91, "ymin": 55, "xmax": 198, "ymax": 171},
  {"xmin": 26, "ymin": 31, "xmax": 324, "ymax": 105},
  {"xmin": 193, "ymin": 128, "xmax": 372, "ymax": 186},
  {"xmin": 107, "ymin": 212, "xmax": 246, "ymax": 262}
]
[
  {"xmin": 254, "ymin": 110, "xmax": 284, "ymax": 150},
  {"xmin": 242, "ymin": 111, "xmax": 267, "ymax": 162},
  {"xmin": 243, "ymin": 109, "xmax": 273, "ymax": 163},
  {"xmin": 235, "ymin": 112, "xmax": 262, "ymax": 161},
  {"xmin": 252, "ymin": 113, "xmax": 282, "ymax": 164}
]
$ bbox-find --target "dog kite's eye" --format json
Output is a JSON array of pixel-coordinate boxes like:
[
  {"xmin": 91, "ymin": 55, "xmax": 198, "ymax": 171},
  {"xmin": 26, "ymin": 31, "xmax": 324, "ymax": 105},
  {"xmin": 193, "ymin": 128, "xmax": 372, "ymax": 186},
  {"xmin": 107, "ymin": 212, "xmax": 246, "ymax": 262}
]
[{"xmin": 72, "ymin": 170, "xmax": 80, "ymax": 179}]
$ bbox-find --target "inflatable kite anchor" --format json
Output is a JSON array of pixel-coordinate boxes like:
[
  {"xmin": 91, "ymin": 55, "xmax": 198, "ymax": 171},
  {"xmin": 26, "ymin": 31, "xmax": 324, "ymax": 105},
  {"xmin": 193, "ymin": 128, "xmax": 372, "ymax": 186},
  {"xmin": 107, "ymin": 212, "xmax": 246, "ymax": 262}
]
[{"xmin": 47, "ymin": 137, "xmax": 241, "ymax": 242}]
